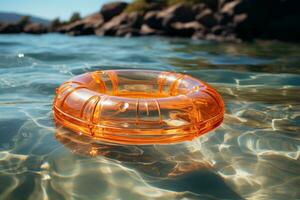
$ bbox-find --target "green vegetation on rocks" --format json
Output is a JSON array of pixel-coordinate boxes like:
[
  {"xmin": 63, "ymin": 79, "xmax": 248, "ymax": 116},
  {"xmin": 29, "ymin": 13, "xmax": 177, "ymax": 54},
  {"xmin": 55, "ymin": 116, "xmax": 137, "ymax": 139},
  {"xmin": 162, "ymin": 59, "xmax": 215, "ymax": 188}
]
[
  {"xmin": 69, "ymin": 12, "xmax": 81, "ymax": 23},
  {"xmin": 17, "ymin": 15, "xmax": 30, "ymax": 26},
  {"xmin": 125, "ymin": 0, "xmax": 218, "ymax": 13},
  {"xmin": 167, "ymin": 0, "xmax": 217, "ymax": 9}
]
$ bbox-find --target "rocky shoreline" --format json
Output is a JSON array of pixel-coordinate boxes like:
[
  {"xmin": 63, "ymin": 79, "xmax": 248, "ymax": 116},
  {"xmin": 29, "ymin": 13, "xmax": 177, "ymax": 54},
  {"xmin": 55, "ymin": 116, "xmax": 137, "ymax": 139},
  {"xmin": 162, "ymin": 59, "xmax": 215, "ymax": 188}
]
[{"xmin": 1, "ymin": 0, "xmax": 299, "ymax": 42}]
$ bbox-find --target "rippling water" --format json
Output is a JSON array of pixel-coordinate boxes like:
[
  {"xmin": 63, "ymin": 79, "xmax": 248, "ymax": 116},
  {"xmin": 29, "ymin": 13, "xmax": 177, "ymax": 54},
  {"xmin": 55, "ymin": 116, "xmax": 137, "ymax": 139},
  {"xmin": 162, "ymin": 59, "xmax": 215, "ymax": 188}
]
[{"xmin": 0, "ymin": 34, "xmax": 299, "ymax": 200}]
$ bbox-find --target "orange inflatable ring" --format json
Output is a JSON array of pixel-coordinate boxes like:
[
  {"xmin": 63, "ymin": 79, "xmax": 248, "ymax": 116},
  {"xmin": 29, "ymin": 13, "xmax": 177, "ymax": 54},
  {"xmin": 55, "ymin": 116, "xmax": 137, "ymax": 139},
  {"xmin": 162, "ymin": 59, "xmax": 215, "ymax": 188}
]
[{"xmin": 53, "ymin": 70, "xmax": 224, "ymax": 144}]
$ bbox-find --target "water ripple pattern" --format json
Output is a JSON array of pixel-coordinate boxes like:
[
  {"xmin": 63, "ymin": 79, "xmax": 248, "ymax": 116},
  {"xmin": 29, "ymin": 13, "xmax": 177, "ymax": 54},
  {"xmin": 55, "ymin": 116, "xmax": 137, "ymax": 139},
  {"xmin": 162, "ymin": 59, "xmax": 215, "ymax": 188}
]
[{"xmin": 0, "ymin": 34, "xmax": 299, "ymax": 200}]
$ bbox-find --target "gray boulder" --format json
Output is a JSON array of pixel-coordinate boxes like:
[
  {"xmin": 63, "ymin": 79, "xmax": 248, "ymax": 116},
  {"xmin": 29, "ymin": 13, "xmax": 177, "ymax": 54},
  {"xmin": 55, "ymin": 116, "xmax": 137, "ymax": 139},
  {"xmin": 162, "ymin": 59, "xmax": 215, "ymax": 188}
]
[
  {"xmin": 100, "ymin": 2, "xmax": 128, "ymax": 22},
  {"xmin": 170, "ymin": 21, "xmax": 204, "ymax": 37},
  {"xmin": 24, "ymin": 23, "xmax": 47, "ymax": 34},
  {"xmin": 143, "ymin": 11, "xmax": 163, "ymax": 30},
  {"xmin": 0, "ymin": 23, "xmax": 22, "ymax": 33},
  {"xmin": 140, "ymin": 24, "xmax": 163, "ymax": 35},
  {"xmin": 116, "ymin": 25, "xmax": 140, "ymax": 37},
  {"xmin": 196, "ymin": 9, "xmax": 218, "ymax": 28},
  {"xmin": 262, "ymin": 15, "xmax": 300, "ymax": 41},
  {"xmin": 220, "ymin": 0, "xmax": 246, "ymax": 16},
  {"xmin": 96, "ymin": 12, "xmax": 143, "ymax": 36},
  {"xmin": 158, "ymin": 4, "xmax": 197, "ymax": 28},
  {"xmin": 58, "ymin": 13, "xmax": 103, "ymax": 36}
]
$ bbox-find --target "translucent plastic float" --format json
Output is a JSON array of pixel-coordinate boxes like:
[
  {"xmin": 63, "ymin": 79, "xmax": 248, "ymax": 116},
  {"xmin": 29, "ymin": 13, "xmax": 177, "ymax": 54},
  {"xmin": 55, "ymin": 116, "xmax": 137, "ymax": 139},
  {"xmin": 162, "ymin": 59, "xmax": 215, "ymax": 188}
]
[{"xmin": 53, "ymin": 70, "xmax": 224, "ymax": 144}]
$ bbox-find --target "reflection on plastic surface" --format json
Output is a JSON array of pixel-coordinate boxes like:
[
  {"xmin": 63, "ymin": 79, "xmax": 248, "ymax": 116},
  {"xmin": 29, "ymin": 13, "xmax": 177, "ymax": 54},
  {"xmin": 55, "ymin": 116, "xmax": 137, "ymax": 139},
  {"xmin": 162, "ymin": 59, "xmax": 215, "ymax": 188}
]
[{"xmin": 53, "ymin": 70, "xmax": 224, "ymax": 144}]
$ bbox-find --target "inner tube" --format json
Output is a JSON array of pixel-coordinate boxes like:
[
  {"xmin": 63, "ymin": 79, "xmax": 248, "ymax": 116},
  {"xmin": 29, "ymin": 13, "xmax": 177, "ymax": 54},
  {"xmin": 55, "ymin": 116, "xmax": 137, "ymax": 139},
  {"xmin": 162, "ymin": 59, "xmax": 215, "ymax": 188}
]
[{"xmin": 53, "ymin": 70, "xmax": 224, "ymax": 144}]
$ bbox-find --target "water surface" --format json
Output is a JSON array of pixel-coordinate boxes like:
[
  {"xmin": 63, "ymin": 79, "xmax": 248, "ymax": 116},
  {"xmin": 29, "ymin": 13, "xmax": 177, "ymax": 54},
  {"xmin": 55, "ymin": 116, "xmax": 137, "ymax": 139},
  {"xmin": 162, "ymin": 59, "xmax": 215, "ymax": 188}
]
[{"xmin": 0, "ymin": 34, "xmax": 299, "ymax": 200}]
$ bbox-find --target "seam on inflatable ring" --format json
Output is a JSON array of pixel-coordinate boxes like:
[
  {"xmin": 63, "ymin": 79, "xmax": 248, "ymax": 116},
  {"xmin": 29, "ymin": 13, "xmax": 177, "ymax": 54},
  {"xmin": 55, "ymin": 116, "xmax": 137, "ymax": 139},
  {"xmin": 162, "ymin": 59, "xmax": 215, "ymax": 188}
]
[{"xmin": 53, "ymin": 105, "xmax": 224, "ymax": 131}]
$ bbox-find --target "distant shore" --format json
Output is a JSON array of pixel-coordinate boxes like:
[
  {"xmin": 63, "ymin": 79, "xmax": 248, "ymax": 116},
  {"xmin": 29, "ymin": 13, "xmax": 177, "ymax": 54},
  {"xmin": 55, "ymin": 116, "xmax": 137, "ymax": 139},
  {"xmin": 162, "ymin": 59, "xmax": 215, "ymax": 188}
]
[{"xmin": 1, "ymin": 0, "xmax": 299, "ymax": 42}]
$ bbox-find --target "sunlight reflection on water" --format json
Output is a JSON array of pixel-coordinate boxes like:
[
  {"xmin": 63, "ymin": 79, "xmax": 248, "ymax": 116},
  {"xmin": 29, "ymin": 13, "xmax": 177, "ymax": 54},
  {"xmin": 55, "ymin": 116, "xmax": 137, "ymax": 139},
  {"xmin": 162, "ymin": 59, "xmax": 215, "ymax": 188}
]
[{"xmin": 0, "ymin": 34, "xmax": 299, "ymax": 200}]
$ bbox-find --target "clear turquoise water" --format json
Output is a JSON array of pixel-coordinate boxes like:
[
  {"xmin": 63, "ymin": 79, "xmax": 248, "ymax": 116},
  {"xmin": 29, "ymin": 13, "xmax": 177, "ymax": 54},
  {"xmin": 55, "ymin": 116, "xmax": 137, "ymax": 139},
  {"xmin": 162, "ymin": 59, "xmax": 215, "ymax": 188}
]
[{"xmin": 0, "ymin": 34, "xmax": 299, "ymax": 200}]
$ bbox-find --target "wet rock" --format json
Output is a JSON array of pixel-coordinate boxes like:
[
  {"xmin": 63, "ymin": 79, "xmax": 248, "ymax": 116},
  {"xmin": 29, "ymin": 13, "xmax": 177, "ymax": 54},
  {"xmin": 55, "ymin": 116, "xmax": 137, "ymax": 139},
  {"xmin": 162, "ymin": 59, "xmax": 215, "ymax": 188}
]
[
  {"xmin": 233, "ymin": 12, "xmax": 265, "ymax": 40},
  {"xmin": 170, "ymin": 21, "xmax": 203, "ymax": 37},
  {"xmin": 125, "ymin": 12, "xmax": 144, "ymax": 29},
  {"xmin": 220, "ymin": 0, "xmax": 246, "ymax": 16},
  {"xmin": 100, "ymin": 2, "xmax": 128, "ymax": 22},
  {"xmin": 58, "ymin": 21, "xmax": 94, "ymax": 35},
  {"xmin": 227, "ymin": 0, "xmax": 271, "ymax": 40},
  {"xmin": 158, "ymin": 3, "xmax": 197, "ymax": 29},
  {"xmin": 0, "ymin": 23, "xmax": 22, "ymax": 33},
  {"xmin": 201, "ymin": 0, "xmax": 219, "ymax": 10},
  {"xmin": 95, "ymin": 15, "xmax": 123, "ymax": 36},
  {"xmin": 218, "ymin": 0, "xmax": 235, "ymax": 10},
  {"xmin": 262, "ymin": 15, "xmax": 300, "ymax": 41},
  {"xmin": 96, "ymin": 12, "xmax": 142, "ymax": 36},
  {"xmin": 116, "ymin": 25, "xmax": 140, "ymax": 37},
  {"xmin": 66, "ymin": 23, "xmax": 95, "ymax": 36},
  {"xmin": 211, "ymin": 25, "xmax": 224, "ymax": 35},
  {"xmin": 192, "ymin": 29, "xmax": 206, "ymax": 40},
  {"xmin": 216, "ymin": 13, "xmax": 233, "ymax": 25},
  {"xmin": 205, "ymin": 33, "xmax": 225, "ymax": 41},
  {"xmin": 24, "ymin": 23, "xmax": 47, "ymax": 34},
  {"xmin": 192, "ymin": 3, "xmax": 208, "ymax": 13},
  {"xmin": 233, "ymin": 13, "xmax": 248, "ymax": 24},
  {"xmin": 58, "ymin": 13, "xmax": 104, "ymax": 35},
  {"xmin": 269, "ymin": 0, "xmax": 300, "ymax": 19},
  {"xmin": 232, "ymin": 13, "xmax": 251, "ymax": 39},
  {"xmin": 196, "ymin": 9, "xmax": 217, "ymax": 28},
  {"xmin": 83, "ymin": 13, "xmax": 104, "ymax": 28},
  {"xmin": 143, "ymin": 11, "xmax": 163, "ymax": 30},
  {"xmin": 140, "ymin": 24, "xmax": 163, "ymax": 36},
  {"xmin": 224, "ymin": 34, "xmax": 239, "ymax": 42}
]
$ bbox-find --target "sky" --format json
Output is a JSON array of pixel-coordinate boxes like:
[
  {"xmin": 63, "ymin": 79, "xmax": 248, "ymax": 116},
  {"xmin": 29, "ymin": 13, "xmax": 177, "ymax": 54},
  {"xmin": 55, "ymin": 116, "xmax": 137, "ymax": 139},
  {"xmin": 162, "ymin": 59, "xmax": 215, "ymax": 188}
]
[{"xmin": 0, "ymin": 0, "xmax": 130, "ymax": 20}]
